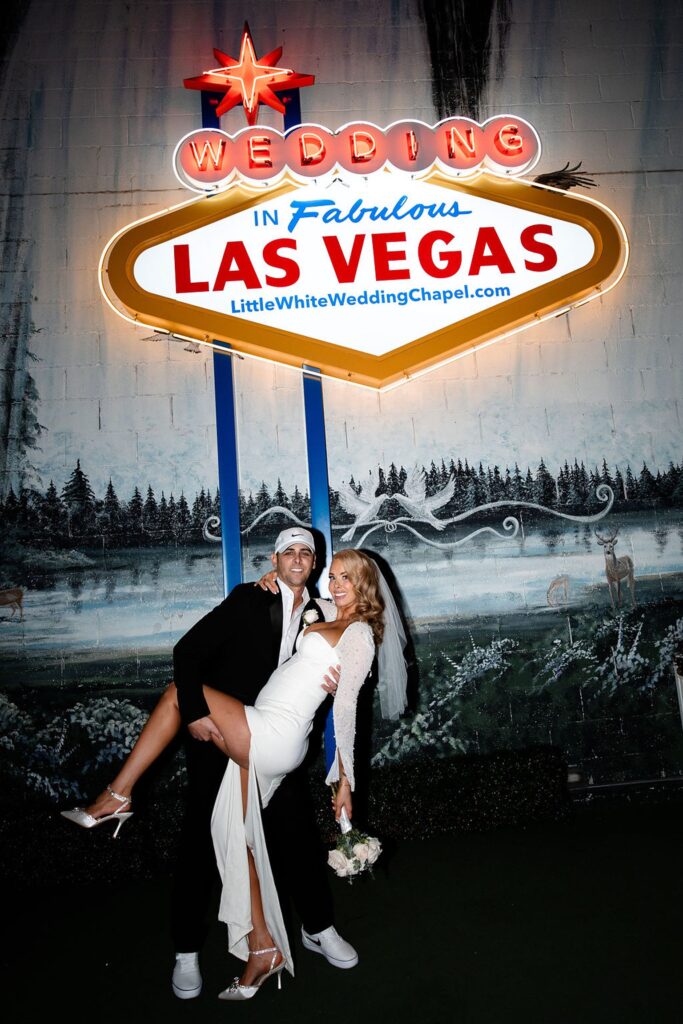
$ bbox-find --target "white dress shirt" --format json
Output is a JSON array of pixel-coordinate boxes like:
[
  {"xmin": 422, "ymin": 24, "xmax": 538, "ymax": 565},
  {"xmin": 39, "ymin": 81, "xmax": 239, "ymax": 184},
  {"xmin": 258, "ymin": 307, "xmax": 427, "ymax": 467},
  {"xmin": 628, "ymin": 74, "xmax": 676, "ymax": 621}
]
[{"xmin": 276, "ymin": 578, "xmax": 310, "ymax": 665}]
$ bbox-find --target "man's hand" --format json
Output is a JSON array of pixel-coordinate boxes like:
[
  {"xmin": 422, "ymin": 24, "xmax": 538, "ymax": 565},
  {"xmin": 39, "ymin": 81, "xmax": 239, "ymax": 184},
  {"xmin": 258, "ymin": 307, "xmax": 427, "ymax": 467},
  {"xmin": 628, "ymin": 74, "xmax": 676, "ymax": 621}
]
[
  {"xmin": 188, "ymin": 716, "xmax": 224, "ymax": 743},
  {"xmin": 321, "ymin": 663, "xmax": 341, "ymax": 695},
  {"xmin": 254, "ymin": 569, "xmax": 279, "ymax": 593}
]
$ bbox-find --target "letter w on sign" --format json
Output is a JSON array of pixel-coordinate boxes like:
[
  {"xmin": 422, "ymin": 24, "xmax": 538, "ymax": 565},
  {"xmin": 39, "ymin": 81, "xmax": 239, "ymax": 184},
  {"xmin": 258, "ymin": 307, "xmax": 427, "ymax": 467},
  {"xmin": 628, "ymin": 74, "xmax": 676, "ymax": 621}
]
[{"xmin": 190, "ymin": 138, "xmax": 227, "ymax": 171}]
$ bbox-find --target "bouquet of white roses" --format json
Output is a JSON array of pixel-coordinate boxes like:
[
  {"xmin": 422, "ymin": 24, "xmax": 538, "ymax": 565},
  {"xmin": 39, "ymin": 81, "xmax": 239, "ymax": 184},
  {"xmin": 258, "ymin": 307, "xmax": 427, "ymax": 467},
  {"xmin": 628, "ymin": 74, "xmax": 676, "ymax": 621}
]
[
  {"xmin": 327, "ymin": 801, "xmax": 381, "ymax": 881},
  {"xmin": 327, "ymin": 827, "xmax": 381, "ymax": 880}
]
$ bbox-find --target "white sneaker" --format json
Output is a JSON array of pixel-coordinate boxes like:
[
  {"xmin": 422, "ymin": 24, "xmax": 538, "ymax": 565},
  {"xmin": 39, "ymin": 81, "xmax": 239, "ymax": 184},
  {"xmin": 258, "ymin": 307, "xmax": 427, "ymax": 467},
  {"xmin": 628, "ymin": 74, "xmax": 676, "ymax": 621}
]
[
  {"xmin": 172, "ymin": 952, "xmax": 202, "ymax": 999},
  {"xmin": 301, "ymin": 925, "xmax": 359, "ymax": 969}
]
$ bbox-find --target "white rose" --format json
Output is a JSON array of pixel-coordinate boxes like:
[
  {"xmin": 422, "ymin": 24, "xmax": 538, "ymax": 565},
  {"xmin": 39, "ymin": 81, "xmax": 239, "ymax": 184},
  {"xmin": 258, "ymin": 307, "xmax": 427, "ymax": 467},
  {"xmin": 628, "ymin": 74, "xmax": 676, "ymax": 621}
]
[
  {"xmin": 303, "ymin": 609, "xmax": 319, "ymax": 625},
  {"xmin": 352, "ymin": 843, "xmax": 369, "ymax": 864},
  {"xmin": 328, "ymin": 849, "xmax": 349, "ymax": 876},
  {"xmin": 366, "ymin": 836, "xmax": 382, "ymax": 865}
]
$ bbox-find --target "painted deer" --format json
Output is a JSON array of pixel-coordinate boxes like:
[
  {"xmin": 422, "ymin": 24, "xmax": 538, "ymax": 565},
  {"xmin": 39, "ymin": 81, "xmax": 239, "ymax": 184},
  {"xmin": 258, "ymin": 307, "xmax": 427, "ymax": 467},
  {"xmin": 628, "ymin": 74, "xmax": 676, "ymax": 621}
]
[
  {"xmin": 547, "ymin": 574, "xmax": 569, "ymax": 607},
  {"xmin": 594, "ymin": 529, "xmax": 636, "ymax": 609},
  {"xmin": 0, "ymin": 587, "xmax": 23, "ymax": 620}
]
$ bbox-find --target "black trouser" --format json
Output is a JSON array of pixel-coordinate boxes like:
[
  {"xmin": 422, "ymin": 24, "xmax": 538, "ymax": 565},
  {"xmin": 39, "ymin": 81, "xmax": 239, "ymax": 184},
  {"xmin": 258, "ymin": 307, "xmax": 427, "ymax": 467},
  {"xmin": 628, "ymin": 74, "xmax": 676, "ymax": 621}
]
[{"xmin": 171, "ymin": 737, "xmax": 334, "ymax": 953}]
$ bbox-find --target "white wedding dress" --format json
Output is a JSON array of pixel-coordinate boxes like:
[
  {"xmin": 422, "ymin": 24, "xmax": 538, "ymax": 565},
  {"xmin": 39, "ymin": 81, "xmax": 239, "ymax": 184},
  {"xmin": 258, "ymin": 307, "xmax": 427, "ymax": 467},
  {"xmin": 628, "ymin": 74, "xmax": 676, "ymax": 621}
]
[{"xmin": 210, "ymin": 621, "xmax": 375, "ymax": 976}]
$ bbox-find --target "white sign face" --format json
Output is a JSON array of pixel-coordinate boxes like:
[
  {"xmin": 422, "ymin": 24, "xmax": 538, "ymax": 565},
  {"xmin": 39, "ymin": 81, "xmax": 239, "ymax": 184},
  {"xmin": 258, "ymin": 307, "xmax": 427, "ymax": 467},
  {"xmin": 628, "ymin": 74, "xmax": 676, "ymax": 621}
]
[{"xmin": 133, "ymin": 176, "xmax": 595, "ymax": 357}]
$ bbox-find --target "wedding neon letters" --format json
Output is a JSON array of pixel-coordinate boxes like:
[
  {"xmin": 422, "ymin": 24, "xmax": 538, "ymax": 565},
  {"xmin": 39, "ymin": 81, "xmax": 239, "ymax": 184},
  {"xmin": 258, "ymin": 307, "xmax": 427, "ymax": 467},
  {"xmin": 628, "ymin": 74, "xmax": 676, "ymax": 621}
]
[{"xmin": 173, "ymin": 117, "xmax": 540, "ymax": 191}]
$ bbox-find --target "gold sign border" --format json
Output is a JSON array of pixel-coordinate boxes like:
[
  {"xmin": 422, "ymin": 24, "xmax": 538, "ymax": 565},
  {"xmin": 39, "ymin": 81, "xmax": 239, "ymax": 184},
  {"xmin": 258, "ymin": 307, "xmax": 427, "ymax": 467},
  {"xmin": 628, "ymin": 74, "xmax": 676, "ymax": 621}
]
[{"xmin": 101, "ymin": 173, "xmax": 628, "ymax": 390}]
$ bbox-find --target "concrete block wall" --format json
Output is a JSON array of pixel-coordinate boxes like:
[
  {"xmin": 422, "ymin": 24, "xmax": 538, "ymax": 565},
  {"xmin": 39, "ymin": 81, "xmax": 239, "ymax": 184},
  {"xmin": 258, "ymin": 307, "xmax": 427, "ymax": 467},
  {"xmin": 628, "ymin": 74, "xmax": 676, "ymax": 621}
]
[{"xmin": 1, "ymin": 0, "xmax": 680, "ymax": 499}]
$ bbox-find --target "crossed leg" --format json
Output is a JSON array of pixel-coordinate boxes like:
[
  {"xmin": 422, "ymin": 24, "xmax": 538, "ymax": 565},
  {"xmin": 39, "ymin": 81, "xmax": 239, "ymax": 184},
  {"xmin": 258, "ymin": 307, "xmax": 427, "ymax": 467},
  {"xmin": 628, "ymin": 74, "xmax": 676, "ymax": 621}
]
[
  {"xmin": 84, "ymin": 683, "xmax": 250, "ymax": 818},
  {"xmin": 83, "ymin": 683, "xmax": 282, "ymax": 986}
]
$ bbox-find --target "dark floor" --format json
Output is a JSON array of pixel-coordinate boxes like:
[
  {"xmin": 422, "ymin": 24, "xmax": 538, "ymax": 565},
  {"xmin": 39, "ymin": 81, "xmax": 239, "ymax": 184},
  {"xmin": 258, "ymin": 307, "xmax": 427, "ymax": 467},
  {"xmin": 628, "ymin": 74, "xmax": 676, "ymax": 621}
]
[{"xmin": 3, "ymin": 794, "xmax": 683, "ymax": 1024}]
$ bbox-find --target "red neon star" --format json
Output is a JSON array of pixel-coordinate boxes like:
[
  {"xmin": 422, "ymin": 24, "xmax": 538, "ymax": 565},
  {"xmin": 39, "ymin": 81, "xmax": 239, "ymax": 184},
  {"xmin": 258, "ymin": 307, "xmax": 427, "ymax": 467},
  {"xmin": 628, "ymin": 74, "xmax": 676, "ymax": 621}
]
[{"xmin": 184, "ymin": 22, "xmax": 315, "ymax": 126}]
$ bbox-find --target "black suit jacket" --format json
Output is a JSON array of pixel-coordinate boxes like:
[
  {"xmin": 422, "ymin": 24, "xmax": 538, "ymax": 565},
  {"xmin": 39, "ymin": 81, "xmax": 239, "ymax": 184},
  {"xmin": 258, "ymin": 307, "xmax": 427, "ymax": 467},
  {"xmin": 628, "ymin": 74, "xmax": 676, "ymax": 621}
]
[{"xmin": 173, "ymin": 584, "xmax": 319, "ymax": 725}]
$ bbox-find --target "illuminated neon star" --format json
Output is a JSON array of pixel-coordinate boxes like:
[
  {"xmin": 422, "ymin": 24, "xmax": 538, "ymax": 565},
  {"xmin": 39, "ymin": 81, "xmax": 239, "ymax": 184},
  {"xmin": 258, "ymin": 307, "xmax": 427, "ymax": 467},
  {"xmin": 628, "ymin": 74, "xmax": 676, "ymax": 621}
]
[{"xmin": 184, "ymin": 22, "xmax": 315, "ymax": 126}]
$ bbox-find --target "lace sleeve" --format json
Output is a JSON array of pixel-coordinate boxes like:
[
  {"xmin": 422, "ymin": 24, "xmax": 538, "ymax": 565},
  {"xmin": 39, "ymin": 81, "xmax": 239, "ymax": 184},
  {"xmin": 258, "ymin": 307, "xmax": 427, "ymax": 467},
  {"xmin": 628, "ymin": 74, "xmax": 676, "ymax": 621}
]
[{"xmin": 324, "ymin": 621, "xmax": 375, "ymax": 791}]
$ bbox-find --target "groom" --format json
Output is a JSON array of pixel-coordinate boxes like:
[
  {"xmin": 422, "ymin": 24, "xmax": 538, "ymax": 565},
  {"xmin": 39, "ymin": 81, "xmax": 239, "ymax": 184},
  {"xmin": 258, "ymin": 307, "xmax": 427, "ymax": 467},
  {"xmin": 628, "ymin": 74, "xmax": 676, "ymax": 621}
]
[{"xmin": 169, "ymin": 526, "xmax": 358, "ymax": 999}]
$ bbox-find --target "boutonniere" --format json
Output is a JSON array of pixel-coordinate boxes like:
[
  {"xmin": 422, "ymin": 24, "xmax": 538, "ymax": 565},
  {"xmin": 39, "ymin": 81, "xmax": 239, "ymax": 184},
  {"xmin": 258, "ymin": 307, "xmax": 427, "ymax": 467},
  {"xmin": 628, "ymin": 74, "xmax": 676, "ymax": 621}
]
[{"xmin": 303, "ymin": 607, "xmax": 322, "ymax": 626}]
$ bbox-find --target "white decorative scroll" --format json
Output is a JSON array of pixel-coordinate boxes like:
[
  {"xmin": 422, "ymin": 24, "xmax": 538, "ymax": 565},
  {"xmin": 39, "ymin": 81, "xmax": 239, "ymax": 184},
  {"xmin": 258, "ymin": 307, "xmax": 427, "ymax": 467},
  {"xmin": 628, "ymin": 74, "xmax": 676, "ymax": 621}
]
[
  {"xmin": 349, "ymin": 484, "xmax": 615, "ymax": 550},
  {"xmin": 204, "ymin": 485, "xmax": 615, "ymax": 553},
  {"xmin": 203, "ymin": 506, "xmax": 309, "ymax": 542}
]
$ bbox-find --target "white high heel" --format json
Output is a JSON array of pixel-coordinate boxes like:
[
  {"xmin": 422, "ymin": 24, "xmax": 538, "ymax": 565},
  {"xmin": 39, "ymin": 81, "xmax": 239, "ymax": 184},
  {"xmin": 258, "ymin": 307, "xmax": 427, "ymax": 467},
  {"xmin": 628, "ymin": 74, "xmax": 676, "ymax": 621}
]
[
  {"xmin": 60, "ymin": 785, "xmax": 133, "ymax": 839},
  {"xmin": 218, "ymin": 946, "xmax": 285, "ymax": 1001}
]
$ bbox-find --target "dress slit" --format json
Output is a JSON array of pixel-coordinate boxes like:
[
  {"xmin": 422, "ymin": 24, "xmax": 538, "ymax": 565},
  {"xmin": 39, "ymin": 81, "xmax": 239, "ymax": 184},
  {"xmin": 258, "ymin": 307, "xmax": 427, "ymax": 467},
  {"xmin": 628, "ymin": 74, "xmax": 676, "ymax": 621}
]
[{"xmin": 211, "ymin": 757, "xmax": 294, "ymax": 976}]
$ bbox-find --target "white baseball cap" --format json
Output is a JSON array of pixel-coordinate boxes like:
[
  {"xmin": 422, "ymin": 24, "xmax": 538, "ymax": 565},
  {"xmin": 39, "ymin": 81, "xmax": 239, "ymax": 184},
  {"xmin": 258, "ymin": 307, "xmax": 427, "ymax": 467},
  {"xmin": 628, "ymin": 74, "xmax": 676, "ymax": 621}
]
[{"xmin": 273, "ymin": 527, "xmax": 316, "ymax": 554}]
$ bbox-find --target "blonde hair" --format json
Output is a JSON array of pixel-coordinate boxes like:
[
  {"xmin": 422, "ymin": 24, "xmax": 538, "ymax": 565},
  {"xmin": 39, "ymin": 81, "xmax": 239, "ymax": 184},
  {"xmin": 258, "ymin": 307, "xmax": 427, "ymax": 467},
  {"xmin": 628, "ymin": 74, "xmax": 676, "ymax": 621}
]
[{"xmin": 332, "ymin": 549, "xmax": 385, "ymax": 645}]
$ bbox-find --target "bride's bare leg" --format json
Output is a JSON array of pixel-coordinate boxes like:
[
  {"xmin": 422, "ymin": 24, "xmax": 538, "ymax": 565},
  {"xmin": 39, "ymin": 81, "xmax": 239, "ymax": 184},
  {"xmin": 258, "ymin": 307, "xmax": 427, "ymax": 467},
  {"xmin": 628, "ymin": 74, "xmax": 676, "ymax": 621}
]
[
  {"xmin": 84, "ymin": 682, "xmax": 184, "ymax": 817},
  {"xmin": 237, "ymin": 766, "xmax": 284, "ymax": 987},
  {"xmin": 85, "ymin": 683, "xmax": 251, "ymax": 818}
]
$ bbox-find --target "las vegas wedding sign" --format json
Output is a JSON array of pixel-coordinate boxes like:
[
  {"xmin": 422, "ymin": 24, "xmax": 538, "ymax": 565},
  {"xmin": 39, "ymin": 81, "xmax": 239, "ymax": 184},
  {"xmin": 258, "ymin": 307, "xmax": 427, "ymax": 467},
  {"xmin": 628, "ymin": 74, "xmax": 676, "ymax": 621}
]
[{"xmin": 99, "ymin": 116, "xmax": 628, "ymax": 391}]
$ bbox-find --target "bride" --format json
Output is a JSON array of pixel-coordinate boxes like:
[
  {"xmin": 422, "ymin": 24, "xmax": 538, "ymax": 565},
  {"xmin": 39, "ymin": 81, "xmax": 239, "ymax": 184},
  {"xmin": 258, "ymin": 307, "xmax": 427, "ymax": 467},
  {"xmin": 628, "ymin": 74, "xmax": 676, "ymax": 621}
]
[{"xmin": 61, "ymin": 548, "xmax": 407, "ymax": 1000}]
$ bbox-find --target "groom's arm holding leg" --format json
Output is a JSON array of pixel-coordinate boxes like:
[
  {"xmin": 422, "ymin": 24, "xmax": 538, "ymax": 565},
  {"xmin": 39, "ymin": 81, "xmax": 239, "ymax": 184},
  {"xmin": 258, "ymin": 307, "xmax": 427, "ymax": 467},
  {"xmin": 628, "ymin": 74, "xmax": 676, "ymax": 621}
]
[{"xmin": 173, "ymin": 584, "xmax": 271, "ymax": 724}]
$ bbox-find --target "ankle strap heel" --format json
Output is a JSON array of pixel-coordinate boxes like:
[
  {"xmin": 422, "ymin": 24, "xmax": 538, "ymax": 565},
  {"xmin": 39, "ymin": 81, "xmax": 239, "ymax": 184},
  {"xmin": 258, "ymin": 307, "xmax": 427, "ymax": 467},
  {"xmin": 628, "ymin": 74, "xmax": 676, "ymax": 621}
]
[
  {"xmin": 218, "ymin": 946, "xmax": 285, "ymax": 1000},
  {"xmin": 106, "ymin": 785, "xmax": 131, "ymax": 809}
]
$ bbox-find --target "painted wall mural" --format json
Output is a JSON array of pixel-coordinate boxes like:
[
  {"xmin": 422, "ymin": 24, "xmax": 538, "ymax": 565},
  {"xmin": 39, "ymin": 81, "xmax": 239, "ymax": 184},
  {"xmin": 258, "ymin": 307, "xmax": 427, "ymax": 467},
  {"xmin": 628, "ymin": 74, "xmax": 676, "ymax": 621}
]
[
  {"xmin": 1, "ymin": 0, "xmax": 682, "ymax": 820},
  {"xmin": 3, "ymin": 447, "xmax": 683, "ymax": 802}
]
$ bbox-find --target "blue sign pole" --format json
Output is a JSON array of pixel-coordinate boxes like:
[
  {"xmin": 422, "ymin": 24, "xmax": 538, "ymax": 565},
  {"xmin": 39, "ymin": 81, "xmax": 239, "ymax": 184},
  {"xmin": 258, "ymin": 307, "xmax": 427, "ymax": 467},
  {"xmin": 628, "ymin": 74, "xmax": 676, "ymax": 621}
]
[
  {"xmin": 303, "ymin": 365, "xmax": 337, "ymax": 775},
  {"xmin": 302, "ymin": 364, "xmax": 334, "ymax": 572},
  {"xmin": 212, "ymin": 340, "xmax": 243, "ymax": 595},
  {"xmin": 280, "ymin": 88, "xmax": 302, "ymax": 131}
]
